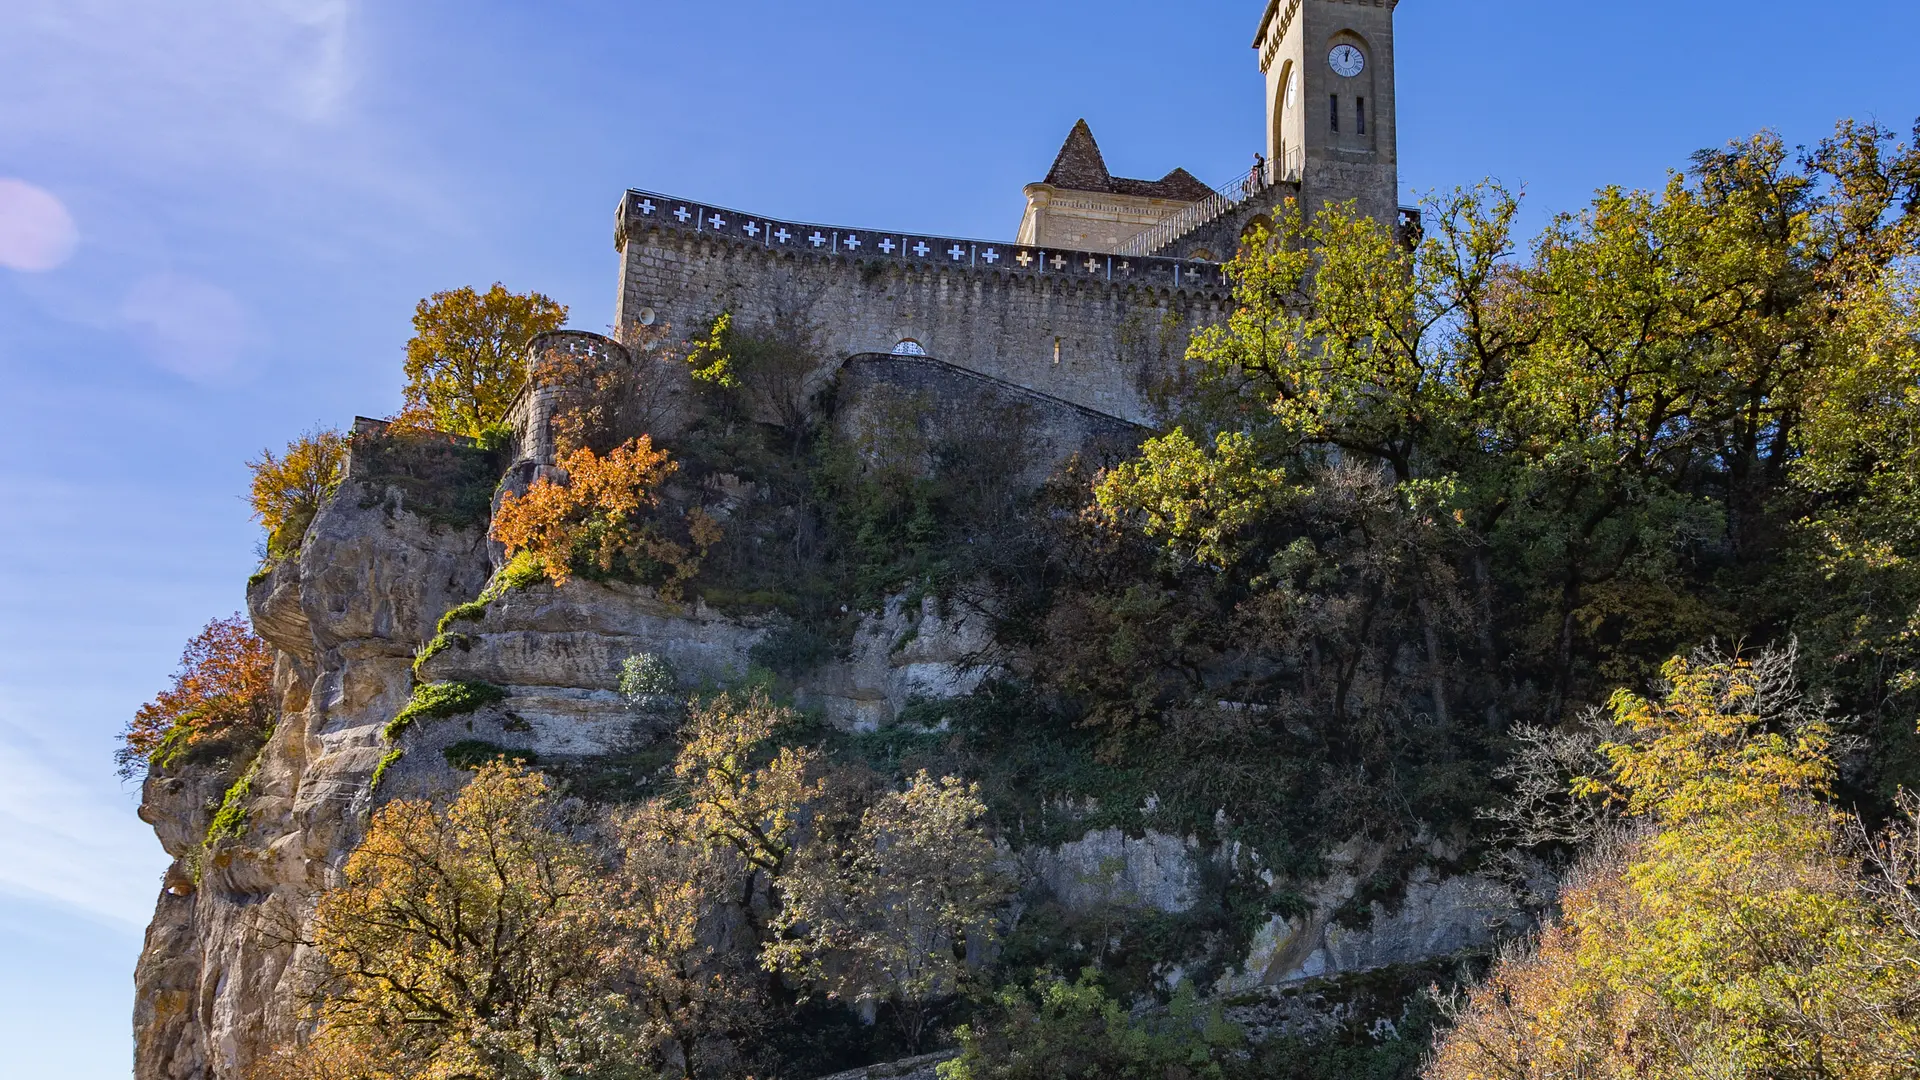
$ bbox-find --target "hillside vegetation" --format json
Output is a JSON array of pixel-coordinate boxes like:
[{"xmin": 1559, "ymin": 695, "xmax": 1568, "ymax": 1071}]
[{"xmin": 132, "ymin": 118, "xmax": 1920, "ymax": 1079}]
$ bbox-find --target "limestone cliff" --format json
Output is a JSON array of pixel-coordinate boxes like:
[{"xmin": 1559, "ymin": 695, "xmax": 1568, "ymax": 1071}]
[
  {"xmin": 134, "ymin": 475, "xmax": 492, "ymax": 1080},
  {"xmin": 131, "ymin": 449, "xmax": 1519, "ymax": 1080}
]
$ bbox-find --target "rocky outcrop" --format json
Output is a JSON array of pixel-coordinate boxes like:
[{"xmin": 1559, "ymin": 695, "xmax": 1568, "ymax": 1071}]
[
  {"xmin": 1025, "ymin": 829, "xmax": 1208, "ymax": 915},
  {"xmin": 1023, "ymin": 827, "xmax": 1519, "ymax": 997},
  {"xmin": 130, "ymin": 473, "xmax": 1006, "ymax": 1077},
  {"xmin": 132, "ymin": 478, "xmax": 1515, "ymax": 1079},
  {"xmin": 1228, "ymin": 869, "xmax": 1518, "ymax": 991},
  {"xmin": 132, "ymin": 480, "xmax": 492, "ymax": 1080}
]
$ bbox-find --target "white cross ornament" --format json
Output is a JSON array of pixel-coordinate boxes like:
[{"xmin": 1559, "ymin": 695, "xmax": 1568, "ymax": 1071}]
[
  {"xmin": 774, "ymin": 228, "xmax": 792, "ymax": 244},
  {"xmin": 1085, "ymin": 258, "xmax": 1101, "ymax": 273},
  {"xmin": 709, "ymin": 214, "xmax": 726, "ymax": 230},
  {"xmin": 809, "ymin": 232, "xmax": 828, "ymax": 247},
  {"xmin": 949, "ymin": 244, "xmax": 967, "ymax": 261},
  {"xmin": 982, "ymin": 248, "xmax": 1000, "ymax": 264},
  {"xmin": 912, "ymin": 241, "xmax": 931, "ymax": 257},
  {"xmin": 639, "ymin": 199, "xmax": 656, "ymax": 215},
  {"xmin": 844, "ymin": 234, "xmax": 862, "ymax": 249},
  {"xmin": 674, "ymin": 206, "xmax": 692, "ymax": 223},
  {"xmin": 744, "ymin": 221, "xmax": 759, "ymax": 237},
  {"xmin": 1016, "ymin": 251, "xmax": 1033, "ymax": 267},
  {"xmin": 879, "ymin": 238, "xmax": 896, "ymax": 254},
  {"xmin": 1050, "ymin": 254, "xmax": 1067, "ymax": 270}
]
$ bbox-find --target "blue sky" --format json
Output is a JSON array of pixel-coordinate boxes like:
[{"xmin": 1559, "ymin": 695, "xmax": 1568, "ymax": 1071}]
[{"xmin": 0, "ymin": 2, "xmax": 1914, "ymax": 1076}]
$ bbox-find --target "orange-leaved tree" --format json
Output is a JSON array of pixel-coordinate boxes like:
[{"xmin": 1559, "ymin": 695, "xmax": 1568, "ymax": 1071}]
[
  {"xmin": 118, "ymin": 615, "xmax": 276, "ymax": 779},
  {"xmin": 398, "ymin": 284, "xmax": 567, "ymax": 437},
  {"xmin": 491, "ymin": 436, "xmax": 721, "ymax": 596},
  {"xmin": 247, "ymin": 427, "xmax": 347, "ymax": 557}
]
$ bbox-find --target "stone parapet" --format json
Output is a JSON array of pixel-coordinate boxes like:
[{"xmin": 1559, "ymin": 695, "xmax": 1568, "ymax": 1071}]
[{"xmin": 615, "ymin": 189, "xmax": 1231, "ymax": 295}]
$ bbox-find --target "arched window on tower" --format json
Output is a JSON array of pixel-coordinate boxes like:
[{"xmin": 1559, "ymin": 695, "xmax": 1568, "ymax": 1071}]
[{"xmin": 891, "ymin": 339, "xmax": 927, "ymax": 357}]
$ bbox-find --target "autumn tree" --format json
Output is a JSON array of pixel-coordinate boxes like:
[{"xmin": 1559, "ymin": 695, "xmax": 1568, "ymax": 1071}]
[
  {"xmin": 1090, "ymin": 119, "xmax": 1920, "ymax": 759},
  {"xmin": 608, "ymin": 802, "xmax": 765, "ymax": 1075},
  {"xmin": 490, "ymin": 436, "xmax": 721, "ymax": 596},
  {"xmin": 247, "ymin": 427, "xmax": 346, "ymax": 557},
  {"xmin": 672, "ymin": 690, "xmax": 823, "ymax": 883},
  {"xmin": 118, "ymin": 615, "xmax": 276, "ymax": 780},
  {"xmin": 1428, "ymin": 648, "xmax": 1920, "ymax": 1080},
  {"xmin": 685, "ymin": 311, "xmax": 823, "ymax": 454},
  {"xmin": 296, "ymin": 764, "xmax": 648, "ymax": 1080},
  {"xmin": 399, "ymin": 284, "xmax": 567, "ymax": 437},
  {"xmin": 765, "ymin": 772, "xmax": 1009, "ymax": 1050}
]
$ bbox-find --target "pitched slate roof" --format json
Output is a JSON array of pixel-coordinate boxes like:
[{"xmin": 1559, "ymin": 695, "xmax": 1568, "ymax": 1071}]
[{"xmin": 1041, "ymin": 120, "xmax": 1214, "ymax": 203}]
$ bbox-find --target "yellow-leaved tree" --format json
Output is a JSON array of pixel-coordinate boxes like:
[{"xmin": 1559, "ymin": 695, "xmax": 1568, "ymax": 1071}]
[
  {"xmin": 672, "ymin": 690, "xmax": 824, "ymax": 881},
  {"xmin": 766, "ymin": 771, "xmax": 1009, "ymax": 1052},
  {"xmin": 289, "ymin": 764, "xmax": 647, "ymax": 1080},
  {"xmin": 398, "ymin": 284, "xmax": 567, "ymax": 438},
  {"xmin": 1428, "ymin": 647, "xmax": 1920, "ymax": 1079},
  {"xmin": 247, "ymin": 427, "xmax": 346, "ymax": 557}
]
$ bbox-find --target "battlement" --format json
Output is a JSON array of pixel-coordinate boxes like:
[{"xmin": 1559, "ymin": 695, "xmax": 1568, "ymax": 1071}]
[{"xmin": 615, "ymin": 190, "xmax": 1233, "ymax": 297}]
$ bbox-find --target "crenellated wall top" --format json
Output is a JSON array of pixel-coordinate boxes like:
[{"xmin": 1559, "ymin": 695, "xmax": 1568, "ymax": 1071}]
[{"xmin": 615, "ymin": 189, "xmax": 1233, "ymax": 297}]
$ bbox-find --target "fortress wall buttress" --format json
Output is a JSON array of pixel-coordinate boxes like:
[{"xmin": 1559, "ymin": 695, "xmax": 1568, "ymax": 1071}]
[{"xmin": 613, "ymin": 190, "xmax": 1233, "ymax": 428}]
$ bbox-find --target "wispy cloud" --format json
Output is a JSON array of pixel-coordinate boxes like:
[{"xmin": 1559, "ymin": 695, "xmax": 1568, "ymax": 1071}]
[
  {"xmin": 0, "ymin": 0, "xmax": 462, "ymax": 381},
  {"xmin": 0, "ymin": 0, "xmax": 362, "ymax": 153},
  {"xmin": 120, "ymin": 274, "xmax": 255, "ymax": 383},
  {"xmin": 0, "ymin": 713, "xmax": 163, "ymax": 929},
  {"xmin": 0, "ymin": 0, "xmax": 451, "ymax": 227}
]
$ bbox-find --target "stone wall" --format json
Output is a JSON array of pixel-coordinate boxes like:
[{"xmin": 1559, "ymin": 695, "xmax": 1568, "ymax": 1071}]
[
  {"xmin": 613, "ymin": 190, "xmax": 1231, "ymax": 427},
  {"xmin": 833, "ymin": 353, "xmax": 1147, "ymax": 485}
]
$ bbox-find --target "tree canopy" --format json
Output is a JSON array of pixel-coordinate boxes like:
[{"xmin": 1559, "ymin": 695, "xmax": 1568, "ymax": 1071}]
[
  {"xmin": 1428, "ymin": 650, "xmax": 1920, "ymax": 1079},
  {"xmin": 399, "ymin": 284, "xmax": 567, "ymax": 438}
]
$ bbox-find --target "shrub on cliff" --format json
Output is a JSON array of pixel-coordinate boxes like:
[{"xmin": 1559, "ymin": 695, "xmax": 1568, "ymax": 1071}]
[
  {"xmin": 247, "ymin": 427, "xmax": 346, "ymax": 557},
  {"xmin": 491, "ymin": 436, "xmax": 721, "ymax": 598},
  {"xmin": 397, "ymin": 283, "xmax": 567, "ymax": 438},
  {"xmin": 941, "ymin": 971, "xmax": 1243, "ymax": 1080},
  {"xmin": 117, "ymin": 615, "xmax": 275, "ymax": 780}
]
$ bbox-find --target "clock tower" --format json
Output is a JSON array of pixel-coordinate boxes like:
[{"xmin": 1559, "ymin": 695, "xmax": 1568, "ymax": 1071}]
[{"xmin": 1256, "ymin": 0, "xmax": 1401, "ymax": 229}]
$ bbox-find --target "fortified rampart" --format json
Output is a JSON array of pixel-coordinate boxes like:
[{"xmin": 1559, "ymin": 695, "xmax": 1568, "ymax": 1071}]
[{"xmin": 611, "ymin": 189, "xmax": 1234, "ymax": 427}]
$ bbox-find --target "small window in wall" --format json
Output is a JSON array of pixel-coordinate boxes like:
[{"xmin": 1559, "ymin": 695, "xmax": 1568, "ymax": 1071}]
[
  {"xmin": 891, "ymin": 339, "xmax": 927, "ymax": 356},
  {"xmin": 1357, "ymin": 97, "xmax": 1367, "ymax": 135},
  {"xmin": 1330, "ymin": 95, "xmax": 1340, "ymax": 133}
]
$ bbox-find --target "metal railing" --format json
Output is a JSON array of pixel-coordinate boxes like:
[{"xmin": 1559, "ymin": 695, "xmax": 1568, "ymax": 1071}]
[{"xmin": 1115, "ymin": 147, "xmax": 1302, "ymax": 259}]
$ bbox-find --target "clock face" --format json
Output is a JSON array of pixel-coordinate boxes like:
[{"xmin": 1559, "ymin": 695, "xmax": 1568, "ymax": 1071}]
[{"xmin": 1329, "ymin": 44, "xmax": 1366, "ymax": 78}]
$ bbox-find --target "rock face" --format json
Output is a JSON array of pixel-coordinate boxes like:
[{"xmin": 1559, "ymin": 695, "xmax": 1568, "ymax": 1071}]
[
  {"xmin": 132, "ymin": 480, "xmax": 492, "ymax": 1080},
  {"xmin": 129, "ymin": 474, "xmax": 1007, "ymax": 1078},
  {"xmin": 1025, "ymin": 829, "xmax": 1208, "ymax": 915},
  {"xmin": 131, "ymin": 476, "xmax": 1517, "ymax": 1079},
  {"xmin": 1023, "ymin": 828, "xmax": 1520, "ymax": 996}
]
